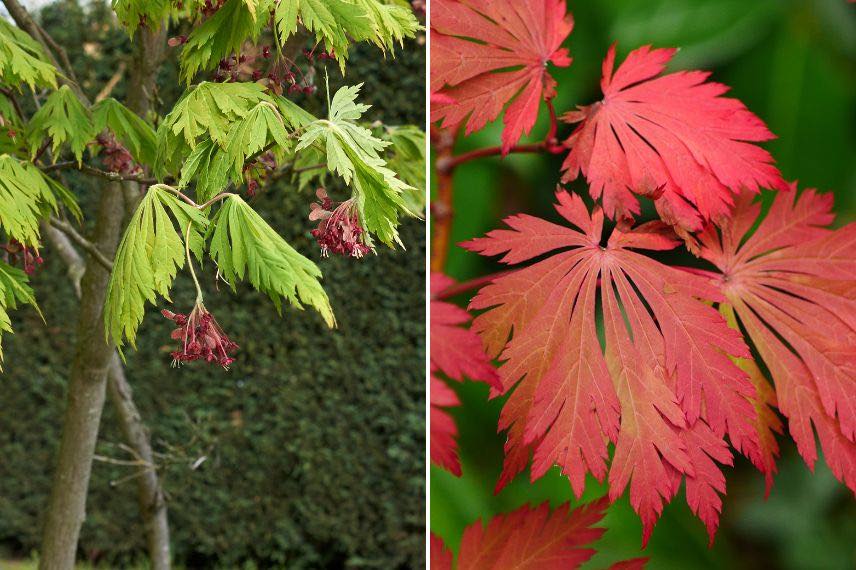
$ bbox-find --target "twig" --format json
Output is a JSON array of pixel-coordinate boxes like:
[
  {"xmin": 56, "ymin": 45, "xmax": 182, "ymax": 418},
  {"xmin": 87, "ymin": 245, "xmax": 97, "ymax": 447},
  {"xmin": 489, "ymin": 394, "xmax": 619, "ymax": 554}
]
[
  {"xmin": 42, "ymin": 160, "xmax": 160, "ymax": 184},
  {"xmin": 93, "ymin": 454, "xmax": 152, "ymax": 468},
  {"xmin": 430, "ymin": 127, "xmax": 456, "ymax": 272},
  {"xmin": 0, "ymin": 86, "xmax": 26, "ymax": 121},
  {"xmin": 293, "ymin": 162, "xmax": 326, "ymax": 173},
  {"xmin": 436, "ymin": 142, "xmax": 565, "ymax": 175},
  {"xmin": 95, "ymin": 61, "xmax": 127, "ymax": 102},
  {"xmin": 431, "ymin": 98, "xmax": 569, "ymax": 272},
  {"xmin": 49, "ymin": 217, "xmax": 114, "ymax": 271}
]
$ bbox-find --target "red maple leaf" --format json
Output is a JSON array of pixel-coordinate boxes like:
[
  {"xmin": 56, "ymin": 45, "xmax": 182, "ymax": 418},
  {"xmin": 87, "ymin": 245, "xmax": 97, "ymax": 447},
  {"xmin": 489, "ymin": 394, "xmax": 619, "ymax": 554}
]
[
  {"xmin": 430, "ymin": 0, "xmax": 574, "ymax": 153},
  {"xmin": 464, "ymin": 190, "xmax": 772, "ymax": 543},
  {"xmin": 431, "ymin": 498, "xmax": 647, "ymax": 570},
  {"xmin": 561, "ymin": 45, "xmax": 788, "ymax": 233},
  {"xmin": 698, "ymin": 186, "xmax": 856, "ymax": 496},
  {"xmin": 431, "ymin": 273, "xmax": 501, "ymax": 475}
]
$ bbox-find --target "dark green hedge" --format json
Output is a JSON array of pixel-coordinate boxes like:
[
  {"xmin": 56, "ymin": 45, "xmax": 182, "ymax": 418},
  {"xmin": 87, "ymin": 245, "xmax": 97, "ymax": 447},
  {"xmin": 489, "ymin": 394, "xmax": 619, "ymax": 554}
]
[{"xmin": 0, "ymin": 3, "xmax": 426, "ymax": 568}]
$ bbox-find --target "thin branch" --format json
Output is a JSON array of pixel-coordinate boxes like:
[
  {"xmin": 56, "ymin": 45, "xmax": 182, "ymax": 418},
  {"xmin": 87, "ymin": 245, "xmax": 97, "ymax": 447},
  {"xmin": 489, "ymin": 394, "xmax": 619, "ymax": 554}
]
[
  {"xmin": 93, "ymin": 454, "xmax": 152, "ymax": 468},
  {"xmin": 42, "ymin": 160, "xmax": 160, "ymax": 184},
  {"xmin": 293, "ymin": 162, "xmax": 326, "ymax": 174},
  {"xmin": 95, "ymin": 61, "xmax": 127, "ymax": 103},
  {"xmin": 35, "ymin": 20, "xmax": 78, "ymax": 86},
  {"xmin": 40, "ymin": 221, "xmax": 85, "ymax": 297},
  {"xmin": 49, "ymin": 217, "xmax": 113, "ymax": 271},
  {"xmin": 436, "ymin": 142, "xmax": 562, "ymax": 174},
  {"xmin": 430, "ymin": 127, "xmax": 456, "ymax": 272},
  {"xmin": 0, "ymin": 87, "xmax": 26, "ymax": 121}
]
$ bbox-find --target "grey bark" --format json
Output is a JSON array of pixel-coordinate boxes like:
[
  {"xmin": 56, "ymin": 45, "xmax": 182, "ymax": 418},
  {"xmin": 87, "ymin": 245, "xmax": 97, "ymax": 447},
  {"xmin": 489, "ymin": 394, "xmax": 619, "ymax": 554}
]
[
  {"xmin": 39, "ymin": 185, "xmax": 126, "ymax": 570},
  {"xmin": 43, "ymin": 224, "xmax": 171, "ymax": 570}
]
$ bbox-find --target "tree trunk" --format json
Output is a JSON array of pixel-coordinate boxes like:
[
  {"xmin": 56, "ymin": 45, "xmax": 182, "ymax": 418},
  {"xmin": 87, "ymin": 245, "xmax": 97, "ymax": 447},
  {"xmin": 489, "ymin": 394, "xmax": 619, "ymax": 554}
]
[
  {"xmin": 43, "ymin": 223, "xmax": 172, "ymax": 570},
  {"xmin": 37, "ymin": 21, "xmax": 168, "ymax": 570},
  {"xmin": 39, "ymin": 185, "xmax": 126, "ymax": 570},
  {"xmin": 106, "ymin": 355, "xmax": 171, "ymax": 570}
]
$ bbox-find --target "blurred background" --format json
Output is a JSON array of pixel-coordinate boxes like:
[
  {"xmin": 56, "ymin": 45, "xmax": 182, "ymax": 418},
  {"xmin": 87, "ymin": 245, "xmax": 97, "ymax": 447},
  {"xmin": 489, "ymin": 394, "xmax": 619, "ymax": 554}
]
[
  {"xmin": 0, "ymin": 1, "xmax": 425, "ymax": 568},
  {"xmin": 431, "ymin": 0, "xmax": 856, "ymax": 568}
]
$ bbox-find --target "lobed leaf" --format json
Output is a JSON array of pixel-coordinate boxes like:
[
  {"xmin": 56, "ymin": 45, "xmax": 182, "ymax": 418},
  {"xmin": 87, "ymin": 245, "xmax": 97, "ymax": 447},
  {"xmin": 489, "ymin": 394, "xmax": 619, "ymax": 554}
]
[
  {"xmin": 179, "ymin": 0, "xmax": 272, "ymax": 83},
  {"xmin": 104, "ymin": 185, "xmax": 208, "ymax": 349},
  {"xmin": 431, "ymin": 498, "xmax": 647, "ymax": 570},
  {"xmin": 0, "ymin": 260, "xmax": 40, "ymax": 370},
  {"xmin": 274, "ymin": 0, "xmax": 418, "ymax": 70},
  {"xmin": 430, "ymin": 0, "xmax": 574, "ymax": 153},
  {"xmin": 383, "ymin": 125, "xmax": 426, "ymax": 216},
  {"xmin": 699, "ymin": 188, "xmax": 856, "ymax": 497},
  {"xmin": 296, "ymin": 84, "xmax": 413, "ymax": 247},
  {"xmin": 430, "ymin": 273, "xmax": 499, "ymax": 475},
  {"xmin": 111, "ymin": 0, "xmax": 172, "ymax": 36},
  {"xmin": 208, "ymin": 195, "xmax": 335, "ymax": 327},
  {"xmin": 465, "ymin": 190, "xmax": 758, "ymax": 543},
  {"xmin": 92, "ymin": 97, "xmax": 157, "ymax": 167},
  {"xmin": 0, "ymin": 18, "xmax": 57, "ymax": 89},
  {"xmin": 562, "ymin": 45, "xmax": 788, "ymax": 232},
  {"xmin": 26, "ymin": 85, "xmax": 97, "ymax": 164},
  {"xmin": 155, "ymin": 81, "xmax": 268, "ymax": 176},
  {"xmin": 0, "ymin": 155, "xmax": 71, "ymax": 247}
]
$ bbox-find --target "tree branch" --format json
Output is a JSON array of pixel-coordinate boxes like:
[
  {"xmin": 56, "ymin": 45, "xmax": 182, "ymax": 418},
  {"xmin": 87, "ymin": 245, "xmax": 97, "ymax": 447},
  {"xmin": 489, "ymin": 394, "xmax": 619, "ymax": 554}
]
[
  {"xmin": 42, "ymin": 160, "xmax": 161, "ymax": 184},
  {"xmin": 49, "ymin": 216, "xmax": 113, "ymax": 271}
]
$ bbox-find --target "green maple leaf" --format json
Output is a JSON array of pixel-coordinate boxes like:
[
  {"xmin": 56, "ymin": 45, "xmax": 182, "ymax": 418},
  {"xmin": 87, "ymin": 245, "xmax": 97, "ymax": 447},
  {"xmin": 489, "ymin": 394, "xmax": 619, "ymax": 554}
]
[
  {"xmin": 111, "ymin": 0, "xmax": 172, "ymax": 36},
  {"xmin": 208, "ymin": 194, "xmax": 335, "ymax": 327},
  {"xmin": 104, "ymin": 185, "xmax": 208, "ymax": 349},
  {"xmin": 0, "ymin": 155, "xmax": 77, "ymax": 247},
  {"xmin": 179, "ymin": 0, "xmax": 272, "ymax": 83},
  {"xmin": 296, "ymin": 83, "xmax": 412, "ymax": 247},
  {"xmin": 0, "ymin": 260, "xmax": 40, "ymax": 370},
  {"xmin": 0, "ymin": 19, "xmax": 57, "ymax": 89},
  {"xmin": 274, "ymin": 0, "xmax": 418, "ymax": 68},
  {"xmin": 382, "ymin": 125, "xmax": 425, "ymax": 215},
  {"xmin": 92, "ymin": 97, "xmax": 157, "ymax": 167},
  {"xmin": 178, "ymin": 100, "xmax": 297, "ymax": 201},
  {"xmin": 27, "ymin": 85, "xmax": 96, "ymax": 164},
  {"xmin": 155, "ymin": 81, "xmax": 268, "ymax": 176}
]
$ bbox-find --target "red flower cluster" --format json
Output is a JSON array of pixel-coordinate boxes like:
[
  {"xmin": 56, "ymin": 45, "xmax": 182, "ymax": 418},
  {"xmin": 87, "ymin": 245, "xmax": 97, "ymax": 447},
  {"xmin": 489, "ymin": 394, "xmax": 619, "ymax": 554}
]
[
  {"xmin": 309, "ymin": 188, "xmax": 372, "ymax": 258},
  {"xmin": 162, "ymin": 305, "xmax": 238, "ymax": 369},
  {"xmin": 2, "ymin": 240, "xmax": 43, "ymax": 274},
  {"xmin": 97, "ymin": 134, "xmax": 141, "ymax": 176}
]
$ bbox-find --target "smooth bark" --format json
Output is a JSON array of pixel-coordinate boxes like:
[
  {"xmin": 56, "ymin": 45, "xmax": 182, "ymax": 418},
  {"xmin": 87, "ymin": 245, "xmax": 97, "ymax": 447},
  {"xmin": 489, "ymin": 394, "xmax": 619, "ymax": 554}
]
[
  {"xmin": 39, "ymin": 185, "xmax": 125, "ymax": 570},
  {"xmin": 43, "ymin": 224, "xmax": 171, "ymax": 570}
]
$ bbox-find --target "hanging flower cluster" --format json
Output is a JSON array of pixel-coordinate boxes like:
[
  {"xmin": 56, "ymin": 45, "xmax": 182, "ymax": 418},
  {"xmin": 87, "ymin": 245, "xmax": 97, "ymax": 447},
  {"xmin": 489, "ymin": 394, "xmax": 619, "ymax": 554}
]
[
  {"xmin": 97, "ymin": 133, "xmax": 141, "ymax": 176},
  {"xmin": 309, "ymin": 188, "xmax": 372, "ymax": 258},
  {"xmin": 162, "ymin": 304, "xmax": 238, "ymax": 369},
  {"xmin": 2, "ymin": 239, "xmax": 43, "ymax": 274}
]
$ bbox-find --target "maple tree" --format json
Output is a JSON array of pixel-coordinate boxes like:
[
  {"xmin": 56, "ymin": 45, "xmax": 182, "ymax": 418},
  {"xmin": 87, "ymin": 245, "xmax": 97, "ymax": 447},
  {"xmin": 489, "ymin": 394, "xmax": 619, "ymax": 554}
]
[
  {"xmin": 430, "ymin": 0, "xmax": 854, "ymax": 563},
  {"xmin": 0, "ymin": 0, "xmax": 422, "ymax": 568}
]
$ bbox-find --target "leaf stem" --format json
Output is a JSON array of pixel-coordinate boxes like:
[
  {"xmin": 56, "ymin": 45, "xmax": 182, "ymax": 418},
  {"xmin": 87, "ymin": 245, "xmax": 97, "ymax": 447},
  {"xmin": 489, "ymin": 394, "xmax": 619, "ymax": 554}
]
[
  {"xmin": 184, "ymin": 222, "xmax": 203, "ymax": 305},
  {"xmin": 49, "ymin": 216, "xmax": 114, "ymax": 271}
]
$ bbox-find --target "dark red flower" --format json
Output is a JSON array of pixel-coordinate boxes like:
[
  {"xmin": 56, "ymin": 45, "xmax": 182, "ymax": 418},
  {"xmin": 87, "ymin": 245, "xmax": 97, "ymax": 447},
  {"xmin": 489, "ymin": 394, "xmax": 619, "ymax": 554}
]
[
  {"xmin": 309, "ymin": 188, "xmax": 373, "ymax": 258},
  {"xmin": 162, "ymin": 304, "xmax": 238, "ymax": 369},
  {"xmin": 97, "ymin": 133, "xmax": 141, "ymax": 176},
  {"xmin": 2, "ymin": 239, "xmax": 43, "ymax": 274}
]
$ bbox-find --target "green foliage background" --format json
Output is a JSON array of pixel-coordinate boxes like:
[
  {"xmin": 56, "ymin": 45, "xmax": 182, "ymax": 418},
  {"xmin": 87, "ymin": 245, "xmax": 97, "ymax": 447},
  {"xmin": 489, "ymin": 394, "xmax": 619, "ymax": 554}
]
[
  {"xmin": 0, "ymin": 1, "xmax": 426, "ymax": 568},
  {"xmin": 431, "ymin": 0, "xmax": 856, "ymax": 568}
]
